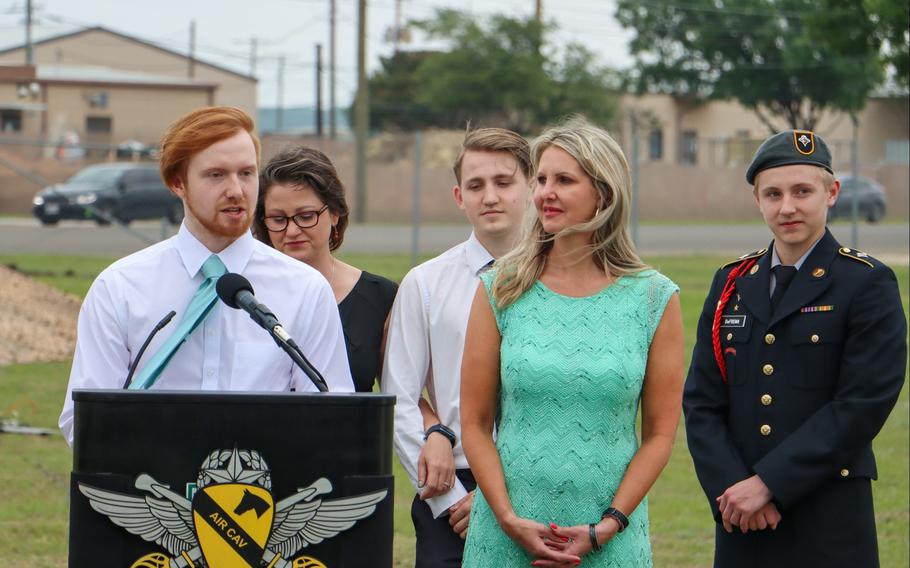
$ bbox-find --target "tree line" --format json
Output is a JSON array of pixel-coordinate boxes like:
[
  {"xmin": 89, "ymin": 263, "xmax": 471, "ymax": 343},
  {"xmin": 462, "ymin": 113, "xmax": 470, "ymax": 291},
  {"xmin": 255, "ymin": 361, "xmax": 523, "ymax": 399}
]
[{"xmin": 356, "ymin": 1, "xmax": 908, "ymax": 135}]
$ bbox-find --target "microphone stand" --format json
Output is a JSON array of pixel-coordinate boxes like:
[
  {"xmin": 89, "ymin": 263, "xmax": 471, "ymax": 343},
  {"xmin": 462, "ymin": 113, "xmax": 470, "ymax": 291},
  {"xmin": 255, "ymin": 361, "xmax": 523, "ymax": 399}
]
[
  {"xmin": 123, "ymin": 311, "xmax": 177, "ymax": 389},
  {"xmin": 267, "ymin": 325, "xmax": 329, "ymax": 393}
]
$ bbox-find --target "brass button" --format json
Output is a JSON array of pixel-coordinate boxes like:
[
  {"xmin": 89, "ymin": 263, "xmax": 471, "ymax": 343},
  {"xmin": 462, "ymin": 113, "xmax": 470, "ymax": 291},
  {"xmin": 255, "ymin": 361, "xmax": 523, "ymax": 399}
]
[
  {"xmin": 749, "ymin": 265, "xmax": 759, "ymax": 275},
  {"xmin": 726, "ymin": 332, "xmax": 733, "ymax": 341},
  {"xmin": 762, "ymin": 364, "xmax": 774, "ymax": 376},
  {"xmin": 811, "ymin": 334, "xmax": 820, "ymax": 343},
  {"xmin": 760, "ymin": 424, "xmax": 772, "ymax": 436},
  {"xmin": 764, "ymin": 333, "xmax": 775, "ymax": 345},
  {"xmin": 840, "ymin": 468, "xmax": 850, "ymax": 477},
  {"xmin": 761, "ymin": 394, "xmax": 773, "ymax": 406}
]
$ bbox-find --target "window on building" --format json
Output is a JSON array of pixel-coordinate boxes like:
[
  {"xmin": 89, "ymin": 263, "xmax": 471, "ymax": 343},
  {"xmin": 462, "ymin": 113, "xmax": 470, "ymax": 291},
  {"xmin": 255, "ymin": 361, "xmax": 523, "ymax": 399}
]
[
  {"xmin": 86, "ymin": 116, "xmax": 112, "ymax": 134},
  {"xmin": 0, "ymin": 110, "xmax": 22, "ymax": 132},
  {"xmin": 649, "ymin": 129, "xmax": 663, "ymax": 161},
  {"xmin": 680, "ymin": 130, "xmax": 698, "ymax": 165},
  {"xmin": 884, "ymin": 140, "xmax": 909, "ymax": 164},
  {"xmin": 86, "ymin": 91, "xmax": 109, "ymax": 109},
  {"xmin": 729, "ymin": 129, "xmax": 755, "ymax": 165}
]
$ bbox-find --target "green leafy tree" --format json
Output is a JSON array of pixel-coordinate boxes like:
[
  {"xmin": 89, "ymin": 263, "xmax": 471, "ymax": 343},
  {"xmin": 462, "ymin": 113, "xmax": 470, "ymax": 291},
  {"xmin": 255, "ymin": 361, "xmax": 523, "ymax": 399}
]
[
  {"xmin": 364, "ymin": 10, "xmax": 618, "ymax": 133},
  {"xmin": 865, "ymin": 0, "xmax": 909, "ymax": 88},
  {"xmin": 411, "ymin": 11, "xmax": 549, "ymax": 132},
  {"xmin": 547, "ymin": 44, "xmax": 620, "ymax": 128},
  {"xmin": 367, "ymin": 51, "xmax": 437, "ymax": 131},
  {"xmin": 616, "ymin": 0, "xmax": 884, "ymax": 132}
]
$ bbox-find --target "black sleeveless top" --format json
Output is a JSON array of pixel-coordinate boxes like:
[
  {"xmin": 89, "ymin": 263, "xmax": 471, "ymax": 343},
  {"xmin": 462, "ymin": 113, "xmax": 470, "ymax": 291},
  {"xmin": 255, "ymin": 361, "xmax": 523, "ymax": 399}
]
[{"xmin": 337, "ymin": 271, "xmax": 398, "ymax": 392}]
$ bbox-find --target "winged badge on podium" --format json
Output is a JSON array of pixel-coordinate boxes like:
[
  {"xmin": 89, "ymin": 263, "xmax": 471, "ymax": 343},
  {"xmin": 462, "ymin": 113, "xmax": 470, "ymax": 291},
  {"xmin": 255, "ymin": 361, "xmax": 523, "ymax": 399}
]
[{"xmin": 78, "ymin": 448, "xmax": 388, "ymax": 568}]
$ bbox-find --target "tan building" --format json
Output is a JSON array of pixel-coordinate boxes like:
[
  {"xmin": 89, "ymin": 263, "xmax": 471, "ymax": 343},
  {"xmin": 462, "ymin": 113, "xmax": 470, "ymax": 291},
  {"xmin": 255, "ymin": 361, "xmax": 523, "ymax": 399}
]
[
  {"xmin": 0, "ymin": 64, "xmax": 215, "ymax": 150},
  {"xmin": 0, "ymin": 26, "xmax": 256, "ymax": 150},
  {"xmin": 618, "ymin": 93, "xmax": 909, "ymax": 168},
  {"xmin": 614, "ymin": 94, "xmax": 909, "ymax": 221}
]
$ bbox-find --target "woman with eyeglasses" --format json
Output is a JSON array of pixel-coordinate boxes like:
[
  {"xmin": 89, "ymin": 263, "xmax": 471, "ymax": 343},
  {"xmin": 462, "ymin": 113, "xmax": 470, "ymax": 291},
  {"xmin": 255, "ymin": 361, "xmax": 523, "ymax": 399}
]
[{"xmin": 253, "ymin": 146, "xmax": 397, "ymax": 392}]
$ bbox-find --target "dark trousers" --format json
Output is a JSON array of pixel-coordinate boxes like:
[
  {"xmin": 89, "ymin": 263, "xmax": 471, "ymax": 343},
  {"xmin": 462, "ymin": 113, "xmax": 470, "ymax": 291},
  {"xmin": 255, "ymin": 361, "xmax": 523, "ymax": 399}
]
[{"xmin": 411, "ymin": 468, "xmax": 476, "ymax": 568}]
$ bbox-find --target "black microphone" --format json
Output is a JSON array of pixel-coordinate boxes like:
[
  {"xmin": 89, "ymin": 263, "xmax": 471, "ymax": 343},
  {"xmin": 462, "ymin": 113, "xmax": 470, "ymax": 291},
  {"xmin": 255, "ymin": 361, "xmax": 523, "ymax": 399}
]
[
  {"xmin": 216, "ymin": 273, "xmax": 329, "ymax": 392},
  {"xmin": 122, "ymin": 310, "xmax": 177, "ymax": 389},
  {"xmin": 216, "ymin": 272, "xmax": 285, "ymax": 336}
]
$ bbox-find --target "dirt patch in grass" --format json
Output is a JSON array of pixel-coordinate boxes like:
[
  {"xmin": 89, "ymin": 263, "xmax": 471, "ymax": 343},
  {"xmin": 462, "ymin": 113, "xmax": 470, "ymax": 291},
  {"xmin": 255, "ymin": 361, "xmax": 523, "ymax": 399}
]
[{"xmin": 0, "ymin": 266, "xmax": 80, "ymax": 364}]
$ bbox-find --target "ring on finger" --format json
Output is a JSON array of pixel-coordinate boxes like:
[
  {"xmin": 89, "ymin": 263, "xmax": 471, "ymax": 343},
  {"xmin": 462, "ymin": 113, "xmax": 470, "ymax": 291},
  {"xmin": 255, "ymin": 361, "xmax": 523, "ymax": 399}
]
[{"xmin": 443, "ymin": 481, "xmax": 451, "ymax": 488}]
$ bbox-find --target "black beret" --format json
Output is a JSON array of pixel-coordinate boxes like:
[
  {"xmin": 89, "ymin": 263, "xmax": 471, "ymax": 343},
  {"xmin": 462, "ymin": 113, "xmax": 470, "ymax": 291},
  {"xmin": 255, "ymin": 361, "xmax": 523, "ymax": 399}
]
[{"xmin": 746, "ymin": 130, "xmax": 833, "ymax": 185}]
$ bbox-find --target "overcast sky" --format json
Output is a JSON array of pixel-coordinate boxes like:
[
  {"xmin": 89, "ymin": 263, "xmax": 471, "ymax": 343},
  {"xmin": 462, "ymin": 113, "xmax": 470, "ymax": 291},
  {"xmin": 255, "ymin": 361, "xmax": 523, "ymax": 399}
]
[{"xmin": 1, "ymin": 0, "xmax": 633, "ymax": 108}]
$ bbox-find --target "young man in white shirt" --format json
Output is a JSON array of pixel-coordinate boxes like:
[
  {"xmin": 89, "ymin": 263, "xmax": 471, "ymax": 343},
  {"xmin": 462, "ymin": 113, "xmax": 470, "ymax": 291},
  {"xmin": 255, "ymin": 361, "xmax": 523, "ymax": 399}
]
[
  {"xmin": 382, "ymin": 128, "xmax": 531, "ymax": 567},
  {"xmin": 60, "ymin": 107, "xmax": 353, "ymax": 445}
]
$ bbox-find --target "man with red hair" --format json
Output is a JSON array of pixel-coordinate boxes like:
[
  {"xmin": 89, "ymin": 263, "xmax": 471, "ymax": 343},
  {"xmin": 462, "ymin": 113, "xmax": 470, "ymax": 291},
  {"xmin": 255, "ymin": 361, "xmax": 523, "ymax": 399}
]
[{"xmin": 59, "ymin": 107, "xmax": 353, "ymax": 444}]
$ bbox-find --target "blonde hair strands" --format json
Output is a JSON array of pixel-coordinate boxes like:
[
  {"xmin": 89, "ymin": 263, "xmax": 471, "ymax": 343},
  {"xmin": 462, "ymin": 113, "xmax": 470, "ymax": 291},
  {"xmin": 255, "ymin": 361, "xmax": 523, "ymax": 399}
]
[{"xmin": 491, "ymin": 117, "xmax": 649, "ymax": 308}]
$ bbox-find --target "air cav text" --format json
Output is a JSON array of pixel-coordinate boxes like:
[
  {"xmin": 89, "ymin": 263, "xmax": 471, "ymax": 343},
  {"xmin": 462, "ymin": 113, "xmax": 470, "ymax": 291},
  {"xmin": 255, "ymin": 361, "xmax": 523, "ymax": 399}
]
[{"xmin": 208, "ymin": 512, "xmax": 249, "ymax": 548}]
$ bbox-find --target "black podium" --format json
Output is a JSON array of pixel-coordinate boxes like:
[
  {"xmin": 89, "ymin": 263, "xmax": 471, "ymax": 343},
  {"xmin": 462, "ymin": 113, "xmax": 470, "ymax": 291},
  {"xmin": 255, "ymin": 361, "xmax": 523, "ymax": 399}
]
[{"xmin": 69, "ymin": 390, "xmax": 395, "ymax": 568}]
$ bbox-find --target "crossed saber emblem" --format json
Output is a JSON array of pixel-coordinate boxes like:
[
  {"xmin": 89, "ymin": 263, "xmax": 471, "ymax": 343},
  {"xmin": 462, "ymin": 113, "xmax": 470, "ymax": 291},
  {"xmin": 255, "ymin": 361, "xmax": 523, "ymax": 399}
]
[
  {"xmin": 80, "ymin": 470, "xmax": 387, "ymax": 568},
  {"xmin": 136, "ymin": 474, "xmax": 289, "ymax": 568}
]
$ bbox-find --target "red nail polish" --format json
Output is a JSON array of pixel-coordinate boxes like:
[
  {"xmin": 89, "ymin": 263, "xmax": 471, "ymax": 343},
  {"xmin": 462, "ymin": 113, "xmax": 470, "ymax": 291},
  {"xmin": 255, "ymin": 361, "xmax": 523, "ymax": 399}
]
[{"xmin": 549, "ymin": 522, "xmax": 558, "ymax": 530}]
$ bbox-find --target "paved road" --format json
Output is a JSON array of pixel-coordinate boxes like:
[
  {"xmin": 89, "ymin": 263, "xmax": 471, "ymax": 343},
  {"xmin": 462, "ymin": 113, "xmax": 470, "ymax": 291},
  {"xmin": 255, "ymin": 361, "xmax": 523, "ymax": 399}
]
[{"xmin": 0, "ymin": 218, "xmax": 906, "ymax": 262}]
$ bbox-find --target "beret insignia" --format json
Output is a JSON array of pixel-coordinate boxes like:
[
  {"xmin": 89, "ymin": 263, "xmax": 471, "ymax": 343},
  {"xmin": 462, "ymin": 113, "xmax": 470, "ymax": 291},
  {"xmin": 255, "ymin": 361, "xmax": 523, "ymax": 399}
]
[{"xmin": 794, "ymin": 130, "xmax": 815, "ymax": 155}]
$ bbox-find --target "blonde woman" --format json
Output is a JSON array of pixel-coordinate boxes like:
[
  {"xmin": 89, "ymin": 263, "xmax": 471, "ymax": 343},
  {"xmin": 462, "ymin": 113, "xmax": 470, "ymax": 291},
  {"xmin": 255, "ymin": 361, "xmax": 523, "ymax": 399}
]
[{"xmin": 460, "ymin": 118, "xmax": 684, "ymax": 567}]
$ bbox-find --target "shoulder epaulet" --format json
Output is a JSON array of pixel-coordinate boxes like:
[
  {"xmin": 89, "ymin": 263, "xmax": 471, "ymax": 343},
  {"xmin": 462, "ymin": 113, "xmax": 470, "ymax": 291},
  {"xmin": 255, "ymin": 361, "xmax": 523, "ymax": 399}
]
[
  {"xmin": 837, "ymin": 246, "xmax": 874, "ymax": 268},
  {"xmin": 722, "ymin": 247, "xmax": 768, "ymax": 269}
]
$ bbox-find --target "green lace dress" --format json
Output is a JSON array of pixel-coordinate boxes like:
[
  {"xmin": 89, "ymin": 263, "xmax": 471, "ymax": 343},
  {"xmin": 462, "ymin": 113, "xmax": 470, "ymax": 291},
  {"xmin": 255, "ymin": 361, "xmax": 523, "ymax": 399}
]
[{"xmin": 462, "ymin": 269, "xmax": 678, "ymax": 567}]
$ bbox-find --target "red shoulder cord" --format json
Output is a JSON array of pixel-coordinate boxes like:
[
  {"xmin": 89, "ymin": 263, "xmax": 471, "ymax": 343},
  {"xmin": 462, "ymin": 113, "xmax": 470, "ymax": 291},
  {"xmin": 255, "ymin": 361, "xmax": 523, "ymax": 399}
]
[{"xmin": 711, "ymin": 258, "xmax": 757, "ymax": 384}]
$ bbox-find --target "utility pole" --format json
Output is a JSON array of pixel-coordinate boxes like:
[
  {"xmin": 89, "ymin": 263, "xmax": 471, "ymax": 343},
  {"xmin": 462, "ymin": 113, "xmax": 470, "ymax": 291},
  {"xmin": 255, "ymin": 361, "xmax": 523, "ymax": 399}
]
[
  {"xmin": 276, "ymin": 54, "xmax": 286, "ymax": 133},
  {"xmin": 315, "ymin": 44, "xmax": 324, "ymax": 137},
  {"xmin": 249, "ymin": 38, "xmax": 258, "ymax": 76},
  {"xmin": 393, "ymin": 0, "xmax": 403, "ymax": 52},
  {"xmin": 25, "ymin": 0, "xmax": 34, "ymax": 65},
  {"xmin": 329, "ymin": 0, "xmax": 337, "ymax": 139},
  {"xmin": 850, "ymin": 115, "xmax": 860, "ymax": 247},
  {"xmin": 188, "ymin": 20, "xmax": 196, "ymax": 79},
  {"xmin": 535, "ymin": 0, "xmax": 542, "ymax": 22},
  {"xmin": 411, "ymin": 130, "xmax": 423, "ymax": 267},
  {"xmin": 354, "ymin": 0, "xmax": 368, "ymax": 223}
]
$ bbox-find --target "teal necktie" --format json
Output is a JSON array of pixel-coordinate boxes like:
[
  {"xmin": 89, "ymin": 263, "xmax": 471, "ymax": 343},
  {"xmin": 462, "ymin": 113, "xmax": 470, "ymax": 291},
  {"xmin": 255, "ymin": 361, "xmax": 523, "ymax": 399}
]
[{"xmin": 129, "ymin": 254, "xmax": 227, "ymax": 390}]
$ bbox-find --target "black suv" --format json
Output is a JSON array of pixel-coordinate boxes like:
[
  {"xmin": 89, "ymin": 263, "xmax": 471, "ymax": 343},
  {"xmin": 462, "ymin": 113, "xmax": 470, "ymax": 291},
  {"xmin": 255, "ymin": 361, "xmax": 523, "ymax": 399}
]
[{"xmin": 32, "ymin": 163, "xmax": 182, "ymax": 226}]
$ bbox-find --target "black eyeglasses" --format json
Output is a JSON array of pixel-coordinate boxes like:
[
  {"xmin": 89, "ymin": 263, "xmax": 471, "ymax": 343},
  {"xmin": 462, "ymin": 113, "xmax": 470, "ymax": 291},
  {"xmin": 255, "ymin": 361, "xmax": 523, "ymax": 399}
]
[{"xmin": 263, "ymin": 205, "xmax": 328, "ymax": 232}]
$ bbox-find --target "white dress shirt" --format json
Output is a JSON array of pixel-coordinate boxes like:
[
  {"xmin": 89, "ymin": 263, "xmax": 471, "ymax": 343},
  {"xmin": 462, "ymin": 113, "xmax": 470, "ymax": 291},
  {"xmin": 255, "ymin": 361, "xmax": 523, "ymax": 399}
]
[
  {"xmin": 59, "ymin": 224, "xmax": 354, "ymax": 445},
  {"xmin": 381, "ymin": 233, "xmax": 493, "ymax": 516}
]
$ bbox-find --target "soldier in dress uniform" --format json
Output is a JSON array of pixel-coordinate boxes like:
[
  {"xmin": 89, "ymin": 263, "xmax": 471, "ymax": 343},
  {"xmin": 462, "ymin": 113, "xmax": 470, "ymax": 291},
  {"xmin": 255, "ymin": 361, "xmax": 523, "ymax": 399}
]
[{"xmin": 683, "ymin": 129, "xmax": 907, "ymax": 568}]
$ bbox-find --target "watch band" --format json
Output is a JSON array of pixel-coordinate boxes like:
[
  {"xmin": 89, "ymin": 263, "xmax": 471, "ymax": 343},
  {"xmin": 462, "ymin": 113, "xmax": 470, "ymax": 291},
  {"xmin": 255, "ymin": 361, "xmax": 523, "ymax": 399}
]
[
  {"xmin": 424, "ymin": 423, "xmax": 456, "ymax": 447},
  {"xmin": 601, "ymin": 507, "xmax": 629, "ymax": 532}
]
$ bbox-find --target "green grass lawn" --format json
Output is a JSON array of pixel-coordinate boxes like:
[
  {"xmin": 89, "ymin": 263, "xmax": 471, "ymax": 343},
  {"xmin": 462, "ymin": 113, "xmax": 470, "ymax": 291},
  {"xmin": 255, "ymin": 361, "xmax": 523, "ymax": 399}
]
[{"xmin": 0, "ymin": 253, "xmax": 906, "ymax": 567}]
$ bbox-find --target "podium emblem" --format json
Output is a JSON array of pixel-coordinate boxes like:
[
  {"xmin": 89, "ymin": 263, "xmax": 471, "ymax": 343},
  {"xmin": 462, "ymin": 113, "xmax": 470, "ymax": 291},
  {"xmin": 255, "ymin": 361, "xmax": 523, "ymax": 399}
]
[
  {"xmin": 193, "ymin": 483, "xmax": 274, "ymax": 567},
  {"xmin": 78, "ymin": 447, "xmax": 387, "ymax": 568}
]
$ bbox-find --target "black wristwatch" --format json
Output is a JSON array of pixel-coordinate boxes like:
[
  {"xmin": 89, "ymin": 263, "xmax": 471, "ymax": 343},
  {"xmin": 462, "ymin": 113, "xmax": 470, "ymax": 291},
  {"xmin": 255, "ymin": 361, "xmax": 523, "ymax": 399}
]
[
  {"xmin": 601, "ymin": 507, "xmax": 629, "ymax": 532},
  {"xmin": 424, "ymin": 423, "xmax": 457, "ymax": 447}
]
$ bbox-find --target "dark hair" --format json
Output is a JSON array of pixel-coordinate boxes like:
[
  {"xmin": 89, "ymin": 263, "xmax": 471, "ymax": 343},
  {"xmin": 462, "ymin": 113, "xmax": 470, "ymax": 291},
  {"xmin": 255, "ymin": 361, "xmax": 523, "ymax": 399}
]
[
  {"xmin": 452, "ymin": 127, "xmax": 532, "ymax": 185},
  {"xmin": 159, "ymin": 106, "xmax": 260, "ymax": 189},
  {"xmin": 254, "ymin": 146, "xmax": 349, "ymax": 251}
]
